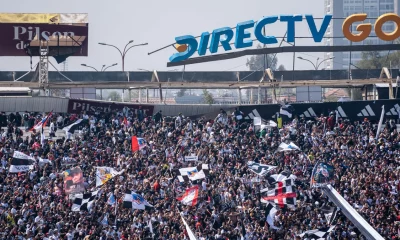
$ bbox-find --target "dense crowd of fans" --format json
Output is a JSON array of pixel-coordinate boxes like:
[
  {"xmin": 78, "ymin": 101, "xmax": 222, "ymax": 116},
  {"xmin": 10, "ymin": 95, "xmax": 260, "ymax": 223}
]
[{"xmin": 0, "ymin": 107, "xmax": 399, "ymax": 240}]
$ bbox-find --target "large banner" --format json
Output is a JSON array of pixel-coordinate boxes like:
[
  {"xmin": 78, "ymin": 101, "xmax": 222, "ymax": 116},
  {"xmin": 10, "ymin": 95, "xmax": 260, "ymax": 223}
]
[
  {"xmin": 68, "ymin": 98, "xmax": 154, "ymax": 115},
  {"xmin": 240, "ymin": 99, "xmax": 400, "ymax": 122},
  {"xmin": 0, "ymin": 23, "xmax": 88, "ymax": 56},
  {"xmin": 311, "ymin": 162, "xmax": 335, "ymax": 188},
  {"xmin": 63, "ymin": 167, "xmax": 85, "ymax": 194}
]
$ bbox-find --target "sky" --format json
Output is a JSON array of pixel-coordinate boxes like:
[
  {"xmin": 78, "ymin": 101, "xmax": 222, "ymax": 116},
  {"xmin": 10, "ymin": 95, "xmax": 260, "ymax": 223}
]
[{"xmin": 0, "ymin": 0, "xmax": 326, "ymax": 72}]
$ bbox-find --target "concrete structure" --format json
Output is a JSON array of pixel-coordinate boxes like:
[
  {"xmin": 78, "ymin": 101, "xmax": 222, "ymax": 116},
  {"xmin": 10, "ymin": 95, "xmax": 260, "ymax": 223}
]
[{"xmin": 324, "ymin": 0, "xmax": 400, "ymax": 70}]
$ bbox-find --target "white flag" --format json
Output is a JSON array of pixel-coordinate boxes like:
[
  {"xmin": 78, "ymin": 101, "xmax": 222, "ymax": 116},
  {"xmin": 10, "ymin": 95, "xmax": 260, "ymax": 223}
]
[{"xmin": 96, "ymin": 167, "xmax": 124, "ymax": 187}]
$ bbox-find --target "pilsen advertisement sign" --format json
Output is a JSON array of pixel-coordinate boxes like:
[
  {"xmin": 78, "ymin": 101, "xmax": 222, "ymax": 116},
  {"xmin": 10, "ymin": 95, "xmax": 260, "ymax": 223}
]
[
  {"xmin": 0, "ymin": 23, "xmax": 89, "ymax": 56},
  {"xmin": 169, "ymin": 13, "xmax": 400, "ymax": 62},
  {"xmin": 67, "ymin": 99, "xmax": 155, "ymax": 115}
]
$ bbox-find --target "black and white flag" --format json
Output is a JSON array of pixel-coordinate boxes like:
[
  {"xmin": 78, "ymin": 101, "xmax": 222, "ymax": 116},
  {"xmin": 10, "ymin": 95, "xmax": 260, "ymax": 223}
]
[
  {"xmin": 123, "ymin": 191, "xmax": 153, "ymax": 210},
  {"xmin": 320, "ymin": 206, "xmax": 338, "ymax": 225},
  {"xmin": 280, "ymin": 104, "xmax": 294, "ymax": 118},
  {"xmin": 176, "ymin": 164, "xmax": 209, "ymax": 182},
  {"xmin": 63, "ymin": 119, "xmax": 88, "ymax": 134},
  {"xmin": 265, "ymin": 203, "xmax": 280, "ymax": 230},
  {"xmin": 9, "ymin": 151, "xmax": 34, "ymax": 173},
  {"xmin": 298, "ymin": 226, "xmax": 335, "ymax": 239},
  {"xmin": 71, "ymin": 190, "xmax": 99, "ymax": 212},
  {"xmin": 247, "ymin": 161, "xmax": 277, "ymax": 176},
  {"xmin": 267, "ymin": 170, "xmax": 296, "ymax": 185}
]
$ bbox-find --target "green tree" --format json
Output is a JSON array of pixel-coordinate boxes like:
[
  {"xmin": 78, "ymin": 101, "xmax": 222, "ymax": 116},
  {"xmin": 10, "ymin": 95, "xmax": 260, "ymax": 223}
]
[
  {"xmin": 357, "ymin": 48, "xmax": 400, "ymax": 69},
  {"xmin": 277, "ymin": 64, "xmax": 286, "ymax": 71},
  {"xmin": 202, "ymin": 89, "xmax": 214, "ymax": 104},
  {"xmin": 107, "ymin": 91, "xmax": 122, "ymax": 102},
  {"xmin": 246, "ymin": 44, "xmax": 278, "ymax": 71},
  {"xmin": 176, "ymin": 89, "xmax": 187, "ymax": 97}
]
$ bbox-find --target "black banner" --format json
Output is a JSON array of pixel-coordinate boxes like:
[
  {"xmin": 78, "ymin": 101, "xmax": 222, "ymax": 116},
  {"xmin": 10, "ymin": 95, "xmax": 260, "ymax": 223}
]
[
  {"xmin": 68, "ymin": 99, "xmax": 154, "ymax": 116},
  {"xmin": 239, "ymin": 99, "xmax": 400, "ymax": 122}
]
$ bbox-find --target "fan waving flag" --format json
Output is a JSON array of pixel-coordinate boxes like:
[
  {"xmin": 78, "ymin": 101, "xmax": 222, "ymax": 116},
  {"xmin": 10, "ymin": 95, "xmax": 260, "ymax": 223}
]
[
  {"xmin": 279, "ymin": 104, "xmax": 294, "ymax": 118},
  {"xmin": 310, "ymin": 162, "xmax": 335, "ymax": 188},
  {"xmin": 71, "ymin": 190, "xmax": 99, "ymax": 212},
  {"xmin": 96, "ymin": 167, "xmax": 124, "ymax": 187},
  {"xmin": 176, "ymin": 164, "xmax": 209, "ymax": 182},
  {"xmin": 247, "ymin": 161, "xmax": 277, "ymax": 176},
  {"xmin": 261, "ymin": 181, "xmax": 297, "ymax": 209},
  {"xmin": 277, "ymin": 142, "xmax": 300, "ymax": 152},
  {"xmin": 30, "ymin": 112, "xmax": 53, "ymax": 132},
  {"xmin": 177, "ymin": 186, "xmax": 199, "ymax": 207},
  {"xmin": 267, "ymin": 170, "xmax": 297, "ymax": 185},
  {"xmin": 265, "ymin": 203, "xmax": 280, "ymax": 230},
  {"xmin": 9, "ymin": 151, "xmax": 34, "ymax": 173},
  {"xmin": 123, "ymin": 191, "xmax": 153, "ymax": 210},
  {"xmin": 107, "ymin": 193, "xmax": 116, "ymax": 206},
  {"xmin": 299, "ymin": 226, "xmax": 336, "ymax": 239},
  {"xmin": 131, "ymin": 136, "xmax": 145, "ymax": 152},
  {"xmin": 320, "ymin": 206, "xmax": 339, "ymax": 225},
  {"xmin": 63, "ymin": 119, "xmax": 88, "ymax": 134}
]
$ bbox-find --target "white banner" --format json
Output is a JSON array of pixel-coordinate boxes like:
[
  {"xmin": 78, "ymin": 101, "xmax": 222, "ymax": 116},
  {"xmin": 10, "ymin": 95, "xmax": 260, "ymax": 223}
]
[
  {"xmin": 9, "ymin": 165, "xmax": 34, "ymax": 173},
  {"xmin": 185, "ymin": 156, "xmax": 198, "ymax": 161}
]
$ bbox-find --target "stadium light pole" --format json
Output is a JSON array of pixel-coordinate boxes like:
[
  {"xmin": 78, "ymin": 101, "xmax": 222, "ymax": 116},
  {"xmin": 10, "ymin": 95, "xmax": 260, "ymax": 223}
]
[
  {"xmin": 103, "ymin": 63, "xmax": 118, "ymax": 71},
  {"xmin": 81, "ymin": 64, "xmax": 98, "ymax": 72},
  {"xmin": 98, "ymin": 41, "xmax": 148, "ymax": 72},
  {"xmin": 82, "ymin": 63, "xmax": 118, "ymax": 72},
  {"xmin": 297, "ymin": 56, "xmax": 335, "ymax": 70}
]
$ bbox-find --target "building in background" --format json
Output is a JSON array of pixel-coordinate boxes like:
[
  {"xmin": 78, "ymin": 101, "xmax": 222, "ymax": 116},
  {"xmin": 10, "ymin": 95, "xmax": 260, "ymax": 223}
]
[{"xmin": 324, "ymin": 0, "xmax": 400, "ymax": 70}]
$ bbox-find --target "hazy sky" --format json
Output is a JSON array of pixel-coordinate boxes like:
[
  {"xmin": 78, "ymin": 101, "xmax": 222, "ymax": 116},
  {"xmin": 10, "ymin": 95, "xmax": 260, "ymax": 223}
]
[{"xmin": 0, "ymin": 0, "xmax": 326, "ymax": 72}]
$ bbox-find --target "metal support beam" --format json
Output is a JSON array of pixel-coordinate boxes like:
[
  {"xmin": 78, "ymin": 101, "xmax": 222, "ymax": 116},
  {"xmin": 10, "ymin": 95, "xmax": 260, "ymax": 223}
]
[
  {"xmin": 238, "ymin": 88, "xmax": 241, "ymax": 105},
  {"xmin": 159, "ymin": 84, "xmax": 163, "ymax": 103},
  {"xmin": 0, "ymin": 78, "xmax": 394, "ymax": 89},
  {"xmin": 250, "ymin": 88, "xmax": 253, "ymax": 104},
  {"xmin": 122, "ymin": 89, "xmax": 125, "ymax": 102},
  {"xmin": 257, "ymin": 87, "xmax": 261, "ymax": 104},
  {"xmin": 138, "ymin": 88, "xmax": 142, "ymax": 103},
  {"xmin": 146, "ymin": 88, "xmax": 149, "ymax": 103}
]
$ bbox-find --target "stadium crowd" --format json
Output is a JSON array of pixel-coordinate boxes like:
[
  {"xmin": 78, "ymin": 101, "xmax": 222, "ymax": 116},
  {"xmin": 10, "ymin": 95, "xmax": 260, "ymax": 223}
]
[{"xmin": 0, "ymin": 107, "xmax": 399, "ymax": 240}]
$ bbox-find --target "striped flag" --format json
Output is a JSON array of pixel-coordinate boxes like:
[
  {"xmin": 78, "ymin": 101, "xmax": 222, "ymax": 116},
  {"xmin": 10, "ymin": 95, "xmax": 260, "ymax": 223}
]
[
  {"xmin": 9, "ymin": 151, "xmax": 34, "ymax": 173},
  {"xmin": 63, "ymin": 119, "xmax": 88, "ymax": 134}
]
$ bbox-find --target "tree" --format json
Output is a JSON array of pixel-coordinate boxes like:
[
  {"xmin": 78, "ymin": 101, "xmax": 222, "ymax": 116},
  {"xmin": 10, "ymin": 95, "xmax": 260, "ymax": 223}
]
[
  {"xmin": 202, "ymin": 89, "xmax": 214, "ymax": 104},
  {"xmin": 107, "ymin": 91, "xmax": 122, "ymax": 102},
  {"xmin": 176, "ymin": 89, "xmax": 187, "ymax": 97},
  {"xmin": 246, "ymin": 44, "xmax": 278, "ymax": 71},
  {"xmin": 277, "ymin": 64, "xmax": 286, "ymax": 71},
  {"xmin": 357, "ymin": 47, "xmax": 400, "ymax": 69}
]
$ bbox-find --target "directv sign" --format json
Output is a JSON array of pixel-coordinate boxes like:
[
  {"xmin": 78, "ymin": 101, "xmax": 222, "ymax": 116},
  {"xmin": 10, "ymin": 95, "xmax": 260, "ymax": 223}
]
[{"xmin": 169, "ymin": 13, "xmax": 400, "ymax": 63}]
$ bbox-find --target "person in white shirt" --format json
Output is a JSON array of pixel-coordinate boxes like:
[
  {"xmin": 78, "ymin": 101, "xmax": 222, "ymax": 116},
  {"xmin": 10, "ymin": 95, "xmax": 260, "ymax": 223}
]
[{"xmin": 49, "ymin": 121, "xmax": 55, "ymax": 137}]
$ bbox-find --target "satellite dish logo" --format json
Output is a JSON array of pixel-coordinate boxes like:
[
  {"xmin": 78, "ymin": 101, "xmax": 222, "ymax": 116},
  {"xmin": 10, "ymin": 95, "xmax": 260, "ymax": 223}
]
[{"xmin": 187, "ymin": 169, "xmax": 198, "ymax": 177}]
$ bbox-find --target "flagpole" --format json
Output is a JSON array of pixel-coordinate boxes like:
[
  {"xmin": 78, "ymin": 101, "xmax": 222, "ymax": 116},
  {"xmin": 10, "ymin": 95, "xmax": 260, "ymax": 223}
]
[
  {"xmin": 376, "ymin": 105, "xmax": 385, "ymax": 139},
  {"xmin": 114, "ymin": 197, "xmax": 118, "ymax": 226}
]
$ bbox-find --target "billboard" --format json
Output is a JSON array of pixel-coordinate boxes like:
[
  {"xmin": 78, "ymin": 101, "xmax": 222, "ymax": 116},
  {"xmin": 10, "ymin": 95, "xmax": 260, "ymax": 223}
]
[
  {"xmin": 67, "ymin": 98, "xmax": 155, "ymax": 115},
  {"xmin": 0, "ymin": 13, "xmax": 88, "ymax": 57}
]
